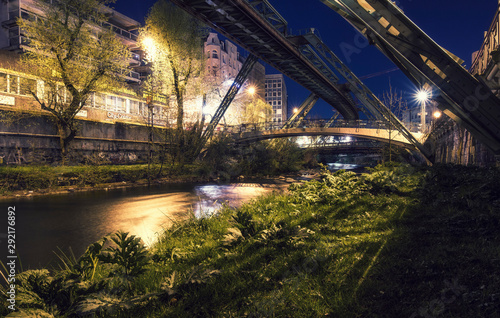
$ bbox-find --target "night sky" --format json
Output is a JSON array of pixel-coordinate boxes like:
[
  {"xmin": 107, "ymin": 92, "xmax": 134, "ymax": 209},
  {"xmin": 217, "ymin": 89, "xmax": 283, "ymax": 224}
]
[{"xmin": 113, "ymin": 0, "xmax": 498, "ymax": 118}]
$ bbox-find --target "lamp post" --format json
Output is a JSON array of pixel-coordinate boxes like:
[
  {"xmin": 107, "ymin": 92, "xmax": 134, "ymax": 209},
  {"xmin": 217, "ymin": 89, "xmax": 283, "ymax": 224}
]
[
  {"xmin": 146, "ymin": 96, "xmax": 154, "ymax": 187},
  {"xmin": 416, "ymin": 89, "xmax": 430, "ymax": 133}
]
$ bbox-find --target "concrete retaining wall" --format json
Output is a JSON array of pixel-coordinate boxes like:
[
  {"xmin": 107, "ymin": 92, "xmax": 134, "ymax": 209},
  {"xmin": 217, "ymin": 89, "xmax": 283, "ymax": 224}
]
[{"xmin": 0, "ymin": 110, "xmax": 162, "ymax": 164}]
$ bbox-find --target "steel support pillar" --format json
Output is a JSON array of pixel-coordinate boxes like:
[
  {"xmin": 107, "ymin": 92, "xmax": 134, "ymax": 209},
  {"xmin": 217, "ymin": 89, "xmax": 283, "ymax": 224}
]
[
  {"xmin": 321, "ymin": 0, "xmax": 500, "ymax": 155},
  {"xmin": 197, "ymin": 54, "xmax": 259, "ymax": 154},
  {"xmin": 282, "ymin": 93, "xmax": 319, "ymax": 129}
]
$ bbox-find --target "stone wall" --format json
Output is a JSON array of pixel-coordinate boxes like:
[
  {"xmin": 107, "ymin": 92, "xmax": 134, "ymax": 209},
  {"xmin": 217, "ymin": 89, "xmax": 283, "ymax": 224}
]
[
  {"xmin": 0, "ymin": 109, "xmax": 163, "ymax": 165},
  {"xmin": 427, "ymin": 118, "xmax": 498, "ymax": 167}
]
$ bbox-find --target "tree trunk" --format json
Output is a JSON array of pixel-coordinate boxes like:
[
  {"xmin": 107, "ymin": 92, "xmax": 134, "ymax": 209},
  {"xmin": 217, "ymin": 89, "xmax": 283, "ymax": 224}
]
[{"xmin": 57, "ymin": 122, "xmax": 76, "ymax": 165}]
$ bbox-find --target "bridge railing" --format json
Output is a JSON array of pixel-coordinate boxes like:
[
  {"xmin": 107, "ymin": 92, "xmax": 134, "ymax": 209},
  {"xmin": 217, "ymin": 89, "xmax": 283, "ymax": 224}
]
[{"xmin": 212, "ymin": 119, "xmax": 419, "ymax": 135}]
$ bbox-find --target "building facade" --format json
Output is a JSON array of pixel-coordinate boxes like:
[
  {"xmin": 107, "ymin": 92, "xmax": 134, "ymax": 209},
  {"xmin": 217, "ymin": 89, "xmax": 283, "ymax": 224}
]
[
  {"xmin": 203, "ymin": 32, "xmax": 266, "ymax": 124},
  {"xmin": 265, "ymin": 74, "xmax": 287, "ymax": 124},
  {"xmin": 0, "ymin": 0, "xmax": 180, "ymax": 127},
  {"xmin": 1, "ymin": 0, "xmax": 143, "ymax": 83},
  {"xmin": 402, "ymin": 102, "xmax": 439, "ymax": 133}
]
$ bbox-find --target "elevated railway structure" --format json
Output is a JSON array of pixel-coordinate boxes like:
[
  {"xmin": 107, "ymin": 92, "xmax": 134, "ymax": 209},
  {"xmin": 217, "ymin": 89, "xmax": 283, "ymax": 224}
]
[
  {"xmin": 170, "ymin": 0, "xmax": 359, "ymax": 120},
  {"xmin": 320, "ymin": 0, "xmax": 500, "ymax": 156},
  {"xmin": 170, "ymin": 0, "xmax": 432, "ymax": 161}
]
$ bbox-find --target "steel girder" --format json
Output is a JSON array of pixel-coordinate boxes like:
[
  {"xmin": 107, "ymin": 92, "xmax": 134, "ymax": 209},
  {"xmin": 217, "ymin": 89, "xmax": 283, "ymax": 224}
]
[
  {"xmin": 169, "ymin": 0, "xmax": 359, "ymax": 120},
  {"xmin": 282, "ymin": 93, "xmax": 319, "ymax": 128},
  {"xmin": 299, "ymin": 31, "xmax": 432, "ymax": 159},
  {"xmin": 321, "ymin": 0, "xmax": 500, "ymax": 155},
  {"xmin": 198, "ymin": 54, "xmax": 259, "ymax": 153}
]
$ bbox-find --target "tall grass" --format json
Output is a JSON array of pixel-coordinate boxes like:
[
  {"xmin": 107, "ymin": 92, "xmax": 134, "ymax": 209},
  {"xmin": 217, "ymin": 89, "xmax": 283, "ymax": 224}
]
[{"xmin": 1, "ymin": 164, "xmax": 498, "ymax": 317}]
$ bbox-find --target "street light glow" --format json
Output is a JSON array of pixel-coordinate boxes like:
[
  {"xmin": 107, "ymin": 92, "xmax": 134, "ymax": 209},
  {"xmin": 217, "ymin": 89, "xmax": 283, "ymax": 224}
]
[
  {"xmin": 142, "ymin": 36, "xmax": 158, "ymax": 61},
  {"xmin": 293, "ymin": 107, "xmax": 299, "ymax": 113},
  {"xmin": 248, "ymin": 86, "xmax": 256, "ymax": 95},
  {"xmin": 416, "ymin": 89, "xmax": 430, "ymax": 102},
  {"xmin": 433, "ymin": 111, "xmax": 442, "ymax": 119}
]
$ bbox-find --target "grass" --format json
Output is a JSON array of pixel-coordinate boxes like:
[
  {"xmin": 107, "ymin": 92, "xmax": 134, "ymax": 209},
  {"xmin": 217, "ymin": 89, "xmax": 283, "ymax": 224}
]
[
  {"xmin": 1, "ymin": 163, "xmax": 499, "ymax": 317},
  {"xmin": 0, "ymin": 163, "xmax": 201, "ymax": 194}
]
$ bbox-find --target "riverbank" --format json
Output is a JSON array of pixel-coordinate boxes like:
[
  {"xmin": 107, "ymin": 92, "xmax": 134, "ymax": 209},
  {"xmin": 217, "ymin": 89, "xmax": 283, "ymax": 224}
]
[
  {"xmin": 3, "ymin": 164, "xmax": 498, "ymax": 317},
  {"xmin": 0, "ymin": 164, "xmax": 319, "ymax": 200}
]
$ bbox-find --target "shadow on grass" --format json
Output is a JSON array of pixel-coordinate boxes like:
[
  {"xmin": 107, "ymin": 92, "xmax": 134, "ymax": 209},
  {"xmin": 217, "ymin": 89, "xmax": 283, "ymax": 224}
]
[{"xmin": 355, "ymin": 165, "xmax": 500, "ymax": 318}]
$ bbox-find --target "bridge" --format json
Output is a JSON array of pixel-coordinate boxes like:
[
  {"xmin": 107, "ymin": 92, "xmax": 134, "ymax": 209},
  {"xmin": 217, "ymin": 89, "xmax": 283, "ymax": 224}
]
[{"xmin": 225, "ymin": 120, "xmax": 424, "ymax": 150}]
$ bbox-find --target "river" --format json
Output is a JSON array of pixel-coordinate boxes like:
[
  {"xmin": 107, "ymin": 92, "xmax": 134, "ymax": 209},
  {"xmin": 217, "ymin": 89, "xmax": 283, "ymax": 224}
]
[{"xmin": 1, "ymin": 182, "xmax": 284, "ymax": 270}]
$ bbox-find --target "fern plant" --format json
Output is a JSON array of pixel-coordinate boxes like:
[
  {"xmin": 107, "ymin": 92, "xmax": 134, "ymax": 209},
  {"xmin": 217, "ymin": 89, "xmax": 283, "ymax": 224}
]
[{"xmin": 99, "ymin": 231, "xmax": 149, "ymax": 278}]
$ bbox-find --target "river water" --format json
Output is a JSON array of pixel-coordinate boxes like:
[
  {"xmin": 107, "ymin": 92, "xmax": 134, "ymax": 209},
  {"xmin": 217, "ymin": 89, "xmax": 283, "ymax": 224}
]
[
  {"xmin": 1, "ymin": 163, "xmax": 368, "ymax": 270},
  {"xmin": 1, "ymin": 182, "xmax": 282, "ymax": 270}
]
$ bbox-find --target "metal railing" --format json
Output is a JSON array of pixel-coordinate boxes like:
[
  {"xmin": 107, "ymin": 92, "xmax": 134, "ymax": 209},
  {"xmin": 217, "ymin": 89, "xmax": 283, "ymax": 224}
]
[{"xmin": 215, "ymin": 119, "xmax": 410, "ymax": 135}]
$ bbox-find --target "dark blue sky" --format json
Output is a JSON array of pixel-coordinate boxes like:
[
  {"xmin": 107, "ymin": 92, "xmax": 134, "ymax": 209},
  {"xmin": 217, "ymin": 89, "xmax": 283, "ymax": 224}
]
[{"xmin": 113, "ymin": 0, "xmax": 498, "ymax": 118}]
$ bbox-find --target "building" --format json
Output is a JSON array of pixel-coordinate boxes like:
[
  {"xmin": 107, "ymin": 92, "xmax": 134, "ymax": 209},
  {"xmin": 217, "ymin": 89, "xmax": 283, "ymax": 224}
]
[
  {"xmin": 203, "ymin": 32, "xmax": 266, "ymax": 124},
  {"xmin": 470, "ymin": 1, "xmax": 500, "ymax": 90},
  {"xmin": 0, "ymin": 0, "xmax": 182, "ymax": 127},
  {"xmin": 429, "ymin": 1, "xmax": 500, "ymax": 165},
  {"xmin": 204, "ymin": 32, "xmax": 244, "ymax": 83},
  {"xmin": 1, "ymin": 0, "xmax": 142, "ymax": 83},
  {"xmin": 402, "ymin": 102, "xmax": 439, "ymax": 133},
  {"xmin": 265, "ymin": 74, "xmax": 287, "ymax": 124}
]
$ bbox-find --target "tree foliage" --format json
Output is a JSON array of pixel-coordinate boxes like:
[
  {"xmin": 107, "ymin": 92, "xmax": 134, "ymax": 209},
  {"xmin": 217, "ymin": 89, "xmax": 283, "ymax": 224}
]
[
  {"xmin": 140, "ymin": 0, "xmax": 205, "ymax": 131},
  {"xmin": 242, "ymin": 96, "xmax": 272, "ymax": 125},
  {"xmin": 17, "ymin": 0, "xmax": 130, "ymax": 163}
]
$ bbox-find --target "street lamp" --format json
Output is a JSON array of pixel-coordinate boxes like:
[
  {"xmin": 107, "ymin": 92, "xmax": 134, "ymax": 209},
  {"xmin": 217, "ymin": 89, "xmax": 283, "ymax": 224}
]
[
  {"xmin": 293, "ymin": 107, "xmax": 299, "ymax": 114},
  {"xmin": 416, "ymin": 88, "xmax": 430, "ymax": 133},
  {"xmin": 142, "ymin": 36, "xmax": 157, "ymax": 61},
  {"xmin": 247, "ymin": 85, "xmax": 256, "ymax": 96},
  {"xmin": 433, "ymin": 111, "xmax": 442, "ymax": 119}
]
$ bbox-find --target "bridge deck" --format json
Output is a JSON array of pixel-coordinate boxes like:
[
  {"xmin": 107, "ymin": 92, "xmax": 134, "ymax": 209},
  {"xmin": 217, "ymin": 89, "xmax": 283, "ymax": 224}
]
[{"xmin": 235, "ymin": 127, "xmax": 424, "ymax": 149}]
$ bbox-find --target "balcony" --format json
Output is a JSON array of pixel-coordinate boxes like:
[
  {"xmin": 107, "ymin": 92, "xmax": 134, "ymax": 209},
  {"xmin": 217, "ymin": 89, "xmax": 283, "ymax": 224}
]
[{"xmin": 102, "ymin": 22, "xmax": 138, "ymax": 44}]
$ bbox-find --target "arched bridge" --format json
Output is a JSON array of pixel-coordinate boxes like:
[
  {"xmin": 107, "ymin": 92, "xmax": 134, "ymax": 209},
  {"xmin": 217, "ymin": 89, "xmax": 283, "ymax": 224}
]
[{"xmin": 227, "ymin": 121, "xmax": 424, "ymax": 150}]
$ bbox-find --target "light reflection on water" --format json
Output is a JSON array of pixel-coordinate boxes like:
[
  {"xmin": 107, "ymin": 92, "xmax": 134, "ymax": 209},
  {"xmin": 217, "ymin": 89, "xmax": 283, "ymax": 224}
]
[
  {"xmin": 193, "ymin": 184, "xmax": 270, "ymax": 218},
  {"xmin": 2, "ymin": 183, "xmax": 277, "ymax": 269}
]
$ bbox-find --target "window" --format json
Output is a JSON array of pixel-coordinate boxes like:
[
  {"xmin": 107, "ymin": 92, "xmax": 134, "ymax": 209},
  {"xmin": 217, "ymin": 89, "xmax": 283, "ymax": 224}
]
[
  {"xmin": 106, "ymin": 95, "xmax": 116, "ymax": 111},
  {"xmin": 94, "ymin": 93, "xmax": 105, "ymax": 109},
  {"xmin": 9, "ymin": 75, "xmax": 18, "ymax": 94},
  {"xmin": 0, "ymin": 73, "xmax": 8, "ymax": 93},
  {"xmin": 115, "ymin": 97, "xmax": 125, "ymax": 112},
  {"xmin": 130, "ymin": 100, "xmax": 139, "ymax": 114},
  {"xmin": 19, "ymin": 77, "xmax": 36, "ymax": 96},
  {"xmin": 212, "ymin": 50, "xmax": 218, "ymax": 59}
]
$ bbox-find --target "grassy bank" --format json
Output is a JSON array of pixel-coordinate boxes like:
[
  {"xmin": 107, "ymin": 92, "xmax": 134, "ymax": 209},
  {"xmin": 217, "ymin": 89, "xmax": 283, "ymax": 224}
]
[
  {"xmin": 1, "ymin": 164, "xmax": 499, "ymax": 317},
  {"xmin": 0, "ymin": 139, "xmax": 312, "ymax": 196},
  {"xmin": 0, "ymin": 164, "xmax": 204, "ymax": 195}
]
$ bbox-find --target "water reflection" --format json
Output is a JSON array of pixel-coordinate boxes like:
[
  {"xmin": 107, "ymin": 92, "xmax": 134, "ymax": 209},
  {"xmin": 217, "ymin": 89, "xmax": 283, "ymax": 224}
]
[
  {"xmin": 327, "ymin": 162, "xmax": 361, "ymax": 171},
  {"xmin": 2, "ymin": 183, "xmax": 277, "ymax": 269},
  {"xmin": 194, "ymin": 184, "xmax": 270, "ymax": 218}
]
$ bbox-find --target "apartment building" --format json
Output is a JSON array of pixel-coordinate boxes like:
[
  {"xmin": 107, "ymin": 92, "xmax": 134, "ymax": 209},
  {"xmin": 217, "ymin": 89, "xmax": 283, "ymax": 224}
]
[
  {"xmin": 265, "ymin": 73, "xmax": 287, "ymax": 124},
  {"xmin": 470, "ymin": 1, "xmax": 500, "ymax": 95},
  {"xmin": 203, "ymin": 32, "xmax": 266, "ymax": 124},
  {"xmin": 0, "ymin": 0, "xmax": 182, "ymax": 127},
  {"xmin": 1, "ymin": 0, "xmax": 142, "ymax": 83}
]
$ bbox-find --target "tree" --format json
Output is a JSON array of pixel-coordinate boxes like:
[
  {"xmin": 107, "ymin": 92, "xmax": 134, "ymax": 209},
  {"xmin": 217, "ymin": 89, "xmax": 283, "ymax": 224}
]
[
  {"xmin": 382, "ymin": 83, "xmax": 408, "ymax": 162},
  {"xmin": 242, "ymin": 96, "xmax": 272, "ymax": 126},
  {"xmin": 140, "ymin": 0, "xmax": 205, "ymax": 133},
  {"xmin": 17, "ymin": 0, "xmax": 130, "ymax": 164}
]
